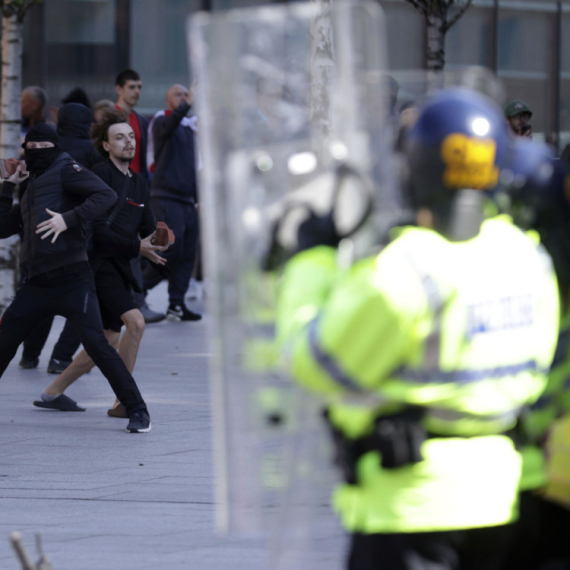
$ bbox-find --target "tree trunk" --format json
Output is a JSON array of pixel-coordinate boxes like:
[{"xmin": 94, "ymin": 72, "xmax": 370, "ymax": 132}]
[
  {"xmin": 309, "ymin": 0, "xmax": 334, "ymax": 140},
  {"xmin": 1, "ymin": 13, "xmax": 23, "ymax": 158},
  {"xmin": 0, "ymin": 13, "xmax": 23, "ymax": 311},
  {"xmin": 426, "ymin": 13, "xmax": 447, "ymax": 71},
  {"xmin": 0, "ymin": 238, "xmax": 18, "ymax": 311}
]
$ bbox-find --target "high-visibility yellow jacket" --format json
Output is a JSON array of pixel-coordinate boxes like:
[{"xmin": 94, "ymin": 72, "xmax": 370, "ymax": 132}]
[
  {"xmin": 519, "ymin": 312, "xmax": 570, "ymax": 495},
  {"xmin": 277, "ymin": 215, "xmax": 559, "ymax": 534}
]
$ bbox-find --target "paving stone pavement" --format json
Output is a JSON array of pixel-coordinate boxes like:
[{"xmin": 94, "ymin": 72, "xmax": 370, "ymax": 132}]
[{"xmin": 0, "ymin": 283, "xmax": 345, "ymax": 570}]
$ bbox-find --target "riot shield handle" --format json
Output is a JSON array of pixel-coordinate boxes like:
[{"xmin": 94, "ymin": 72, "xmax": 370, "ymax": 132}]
[{"xmin": 261, "ymin": 162, "xmax": 373, "ymax": 271}]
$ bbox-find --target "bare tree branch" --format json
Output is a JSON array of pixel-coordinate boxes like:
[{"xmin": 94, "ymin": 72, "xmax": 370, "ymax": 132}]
[
  {"xmin": 17, "ymin": 0, "xmax": 41, "ymax": 23},
  {"xmin": 443, "ymin": 0, "xmax": 473, "ymax": 33},
  {"xmin": 403, "ymin": 0, "xmax": 428, "ymax": 17}
]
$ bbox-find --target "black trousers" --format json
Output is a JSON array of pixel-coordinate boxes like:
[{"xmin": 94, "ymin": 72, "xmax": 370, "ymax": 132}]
[
  {"xmin": 505, "ymin": 491, "xmax": 570, "ymax": 570},
  {"xmin": 22, "ymin": 315, "xmax": 80, "ymax": 363},
  {"xmin": 0, "ymin": 264, "xmax": 147, "ymax": 416},
  {"xmin": 348, "ymin": 525, "xmax": 515, "ymax": 570}
]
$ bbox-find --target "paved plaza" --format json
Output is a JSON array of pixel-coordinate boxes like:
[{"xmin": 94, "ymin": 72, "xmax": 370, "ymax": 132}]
[{"xmin": 0, "ymin": 283, "xmax": 344, "ymax": 570}]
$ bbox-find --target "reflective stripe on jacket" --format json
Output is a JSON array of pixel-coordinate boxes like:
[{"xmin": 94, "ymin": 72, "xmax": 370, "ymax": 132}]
[{"xmin": 277, "ymin": 216, "xmax": 559, "ymax": 533}]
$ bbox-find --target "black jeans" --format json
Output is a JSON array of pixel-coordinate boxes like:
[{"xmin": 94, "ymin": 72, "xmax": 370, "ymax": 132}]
[
  {"xmin": 348, "ymin": 525, "xmax": 515, "ymax": 570},
  {"xmin": 505, "ymin": 491, "xmax": 570, "ymax": 570},
  {"xmin": 0, "ymin": 264, "xmax": 147, "ymax": 416},
  {"xmin": 22, "ymin": 316, "xmax": 81, "ymax": 363}
]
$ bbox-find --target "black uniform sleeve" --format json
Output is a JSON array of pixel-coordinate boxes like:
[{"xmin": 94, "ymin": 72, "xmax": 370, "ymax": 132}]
[
  {"xmin": 152, "ymin": 101, "xmax": 191, "ymax": 160},
  {"xmin": 59, "ymin": 163, "xmax": 117, "ymax": 228},
  {"xmin": 0, "ymin": 181, "xmax": 23, "ymax": 238}
]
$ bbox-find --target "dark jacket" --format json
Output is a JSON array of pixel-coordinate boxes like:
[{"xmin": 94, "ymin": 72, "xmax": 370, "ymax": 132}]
[
  {"xmin": 135, "ymin": 111, "xmax": 149, "ymax": 182},
  {"xmin": 150, "ymin": 102, "xmax": 198, "ymax": 204},
  {"xmin": 89, "ymin": 159, "xmax": 155, "ymax": 291},
  {"xmin": 57, "ymin": 103, "xmax": 102, "ymax": 170},
  {"xmin": 90, "ymin": 159, "xmax": 155, "ymax": 260},
  {"xmin": 0, "ymin": 152, "xmax": 117, "ymax": 278}
]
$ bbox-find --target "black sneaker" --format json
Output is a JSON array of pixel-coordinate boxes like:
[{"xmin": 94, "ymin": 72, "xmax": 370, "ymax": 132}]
[
  {"xmin": 126, "ymin": 411, "xmax": 152, "ymax": 433},
  {"xmin": 19, "ymin": 357, "xmax": 39, "ymax": 369},
  {"xmin": 167, "ymin": 303, "xmax": 202, "ymax": 322},
  {"xmin": 47, "ymin": 358, "xmax": 72, "ymax": 375}
]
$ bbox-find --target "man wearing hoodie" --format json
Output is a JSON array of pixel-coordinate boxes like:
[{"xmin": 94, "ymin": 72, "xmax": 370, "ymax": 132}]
[
  {"xmin": 0, "ymin": 124, "xmax": 151, "ymax": 433},
  {"xmin": 35, "ymin": 112, "xmax": 166, "ymax": 420},
  {"xmin": 143, "ymin": 84, "xmax": 201, "ymax": 321},
  {"xmin": 19, "ymin": 103, "xmax": 103, "ymax": 374}
]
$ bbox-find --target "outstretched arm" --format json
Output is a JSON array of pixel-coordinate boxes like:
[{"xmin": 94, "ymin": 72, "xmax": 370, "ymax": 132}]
[{"xmin": 0, "ymin": 165, "xmax": 29, "ymax": 238}]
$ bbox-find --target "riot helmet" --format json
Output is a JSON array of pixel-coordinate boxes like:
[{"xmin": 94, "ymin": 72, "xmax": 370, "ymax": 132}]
[
  {"xmin": 406, "ymin": 87, "xmax": 511, "ymax": 241},
  {"xmin": 504, "ymin": 139, "xmax": 570, "ymax": 305}
]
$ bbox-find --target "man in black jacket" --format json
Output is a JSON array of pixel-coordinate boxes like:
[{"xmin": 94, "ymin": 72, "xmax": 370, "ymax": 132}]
[
  {"xmin": 20, "ymin": 102, "xmax": 103, "ymax": 372},
  {"xmin": 143, "ymin": 84, "xmax": 201, "ymax": 321},
  {"xmin": 0, "ymin": 124, "xmax": 151, "ymax": 433},
  {"xmin": 36, "ymin": 112, "xmax": 167, "ymax": 419},
  {"xmin": 114, "ymin": 68, "xmax": 165, "ymax": 325}
]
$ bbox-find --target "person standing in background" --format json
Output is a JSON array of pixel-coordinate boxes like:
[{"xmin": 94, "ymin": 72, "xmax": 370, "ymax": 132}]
[
  {"xmin": 115, "ymin": 69, "xmax": 165, "ymax": 324},
  {"xmin": 143, "ymin": 84, "xmax": 201, "ymax": 322}
]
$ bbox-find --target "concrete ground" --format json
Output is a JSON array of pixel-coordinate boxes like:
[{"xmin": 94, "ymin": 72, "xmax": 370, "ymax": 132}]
[{"xmin": 0, "ymin": 283, "xmax": 344, "ymax": 570}]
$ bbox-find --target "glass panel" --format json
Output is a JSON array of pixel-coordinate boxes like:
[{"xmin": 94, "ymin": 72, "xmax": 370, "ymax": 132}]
[
  {"xmin": 446, "ymin": 6, "xmax": 494, "ymax": 69},
  {"xmin": 560, "ymin": 10, "xmax": 570, "ymax": 151},
  {"xmin": 43, "ymin": 0, "xmax": 117, "ymax": 107},
  {"xmin": 498, "ymin": 7, "xmax": 555, "ymax": 143},
  {"xmin": 45, "ymin": 0, "xmax": 115, "ymax": 44},
  {"xmin": 382, "ymin": 3, "xmax": 424, "ymax": 69},
  {"xmin": 131, "ymin": 0, "xmax": 201, "ymax": 114}
]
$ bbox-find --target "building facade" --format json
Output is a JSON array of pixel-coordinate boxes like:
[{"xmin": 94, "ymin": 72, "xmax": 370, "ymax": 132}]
[{"xmin": 18, "ymin": 0, "xmax": 570, "ymax": 151}]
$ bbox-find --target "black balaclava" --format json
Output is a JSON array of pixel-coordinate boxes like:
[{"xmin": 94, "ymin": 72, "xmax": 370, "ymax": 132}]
[{"xmin": 22, "ymin": 123, "xmax": 61, "ymax": 176}]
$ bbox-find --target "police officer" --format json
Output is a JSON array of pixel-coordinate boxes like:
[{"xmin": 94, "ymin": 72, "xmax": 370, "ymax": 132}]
[
  {"xmin": 276, "ymin": 89, "xmax": 559, "ymax": 569},
  {"xmin": 501, "ymin": 140, "xmax": 570, "ymax": 570}
]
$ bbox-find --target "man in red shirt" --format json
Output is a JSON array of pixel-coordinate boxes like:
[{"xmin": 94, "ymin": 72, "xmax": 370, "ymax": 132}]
[{"xmin": 115, "ymin": 69, "xmax": 149, "ymax": 182}]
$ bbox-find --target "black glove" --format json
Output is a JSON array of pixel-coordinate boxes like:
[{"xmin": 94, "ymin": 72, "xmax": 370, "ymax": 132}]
[{"xmin": 296, "ymin": 210, "xmax": 341, "ymax": 253}]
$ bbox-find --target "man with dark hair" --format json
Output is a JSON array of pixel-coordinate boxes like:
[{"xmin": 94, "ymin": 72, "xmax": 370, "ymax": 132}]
[
  {"xmin": 115, "ymin": 69, "xmax": 148, "ymax": 180},
  {"xmin": 143, "ymin": 84, "xmax": 201, "ymax": 321},
  {"xmin": 115, "ymin": 69, "xmax": 164, "ymax": 324},
  {"xmin": 0, "ymin": 123, "xmax": 152, "ymax": 433},
  {"xmin": 35, "ymin": 111, "xmax": 166, "ymax": 419},
  {"xmin": 21, "ymin": 86, "xmax": 48, "ymax": 135}
]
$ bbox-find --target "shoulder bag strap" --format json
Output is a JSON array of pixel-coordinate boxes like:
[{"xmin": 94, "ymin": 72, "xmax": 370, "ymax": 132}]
[{"xmin": 105, "ymin": 172, "xmax": 131, "ymax": 228}]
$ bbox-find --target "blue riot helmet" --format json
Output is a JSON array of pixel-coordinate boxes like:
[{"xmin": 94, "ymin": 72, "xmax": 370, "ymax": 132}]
[
  {"xmin": 502, "ymin": 138, "xmax": 562, "ymax": 209},
  {"xmin": 406, "ymin": 87, "xmax": 512, "ymax": 241},
  {"xmin": 505, "ymin": 139, "xmax": 570, "ymax": 298}
]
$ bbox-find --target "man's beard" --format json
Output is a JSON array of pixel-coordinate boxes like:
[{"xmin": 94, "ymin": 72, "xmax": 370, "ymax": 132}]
[{"xmin": 118, "ymin": 150, "xmax": 134, "ymax": 163}]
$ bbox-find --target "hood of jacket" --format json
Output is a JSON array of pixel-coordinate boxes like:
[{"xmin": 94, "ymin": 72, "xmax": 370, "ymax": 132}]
[{"xmin": 57, "ymin": 103, "xmax": 93, "ymax": 140}]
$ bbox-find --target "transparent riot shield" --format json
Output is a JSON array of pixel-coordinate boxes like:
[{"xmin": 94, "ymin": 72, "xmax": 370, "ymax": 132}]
[
  {"xmin": 189, "ymin": 1, "xmax": 394, "ymax": 564},
  {"xmin": 388, "ymin": 67, "xmax": 506, "ymax": 155}
]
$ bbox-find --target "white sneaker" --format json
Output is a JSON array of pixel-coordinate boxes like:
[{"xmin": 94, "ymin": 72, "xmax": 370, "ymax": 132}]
[{"xmin": 186, "ymin": 278, "xmax": 204, "ymax": 301}]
